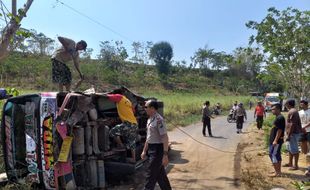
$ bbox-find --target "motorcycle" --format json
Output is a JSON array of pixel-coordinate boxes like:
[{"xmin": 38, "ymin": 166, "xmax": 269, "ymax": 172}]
[
  {"xmin": 212, "ymin": 106, "xmax": 221, "ymax": 115},
  {"xmin": 227, "ymin": 109, "xmax": 236, "ymax": 123}
]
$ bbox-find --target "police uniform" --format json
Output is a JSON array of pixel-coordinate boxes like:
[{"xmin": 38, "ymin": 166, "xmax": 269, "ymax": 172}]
[{"xmin": 144, "ymin": 112, "xmax": 171, "ymax": 190}]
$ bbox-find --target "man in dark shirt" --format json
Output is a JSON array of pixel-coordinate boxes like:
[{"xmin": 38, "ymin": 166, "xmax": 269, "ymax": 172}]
[
  {"xmin": 284, "ymin": 99, "xmax": 302, "ymax": 170},
  {"xmin": 202, "ymin": 101, "xmax": 214, "ymax": 137},
  {"xmin": 268, "ymin": 103, "xmax": 285, "ymax": 177}
]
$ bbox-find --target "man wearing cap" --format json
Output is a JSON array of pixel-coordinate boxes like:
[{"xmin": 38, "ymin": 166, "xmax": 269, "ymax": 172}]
[
  {"xmin": 141, "ymin": 100, "xmax": 171, "ymax": 190},
  {"xmin": 51, "ymin": 36, "xmax": 87, "ymax": 91}
]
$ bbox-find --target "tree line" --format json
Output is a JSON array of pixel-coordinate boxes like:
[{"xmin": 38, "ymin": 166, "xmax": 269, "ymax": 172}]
[{"xmin": 0, "ymin": 6, "xmax": 309, "ymax": 99}]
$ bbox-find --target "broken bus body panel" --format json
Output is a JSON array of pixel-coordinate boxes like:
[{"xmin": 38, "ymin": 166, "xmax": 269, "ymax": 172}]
[{"xmin": 1, "ymin": 87, "xmax": 163, "ymax": 189}]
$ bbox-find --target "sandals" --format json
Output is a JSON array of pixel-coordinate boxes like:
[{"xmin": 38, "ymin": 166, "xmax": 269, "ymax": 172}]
[
  {"xmin": 268, "ymin": 173, "xmax": 281, "ymax": 177},
  {"xmin": 305, "ymin": 170, "xmax": 310, "ymax": 176},
  {"xmin": 283, "ymin": 163, "xmax": 298, "ymax": 170},
  {"xmin": 288, "ymin": 166, "xmax": 299, "ymax": 170}
]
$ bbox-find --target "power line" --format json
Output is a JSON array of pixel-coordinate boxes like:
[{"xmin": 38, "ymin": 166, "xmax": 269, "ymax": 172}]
[
  {"xmin": 168, "ymin": 121, "xmax": 266, "ymax": 154},
  {"xmin": 0, "ymin": 1, "xmax": 11, "ymax": 24},
  {"xmin": 55, "ymin": 0, "xmax": 134, "ymax": 43},
  {"xmin": 0, "ymin": 1, "xmax": 11, "ymax": 15},
  {"xmin": 0, "ymin": 16, "xmax": 6, "ymax": 22}
]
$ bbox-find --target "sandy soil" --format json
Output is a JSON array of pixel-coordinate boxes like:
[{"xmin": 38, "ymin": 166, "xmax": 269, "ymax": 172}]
[
  {"xmin": 239, "ymin": 120, "xmax": 310, "ymax": 190},
  {"xmin": 109, "ymin": 111, "xmax": 255, "ymax": 190}
]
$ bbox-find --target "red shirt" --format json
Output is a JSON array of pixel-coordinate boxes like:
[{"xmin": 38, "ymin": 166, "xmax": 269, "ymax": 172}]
[
  {"xmin": 107, "ymin": 94, "xmax": 137, "ymax": 124},
  {"xmin": 255, "ymin": 105, "xmax": 265, "ymax": 116}
]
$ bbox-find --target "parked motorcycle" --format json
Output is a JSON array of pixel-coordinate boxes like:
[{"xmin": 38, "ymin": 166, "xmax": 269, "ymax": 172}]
[
  {"xmin": 212, "ymin": 107, "xmax": 221, "ymax": 115},
  {"xmin": 211, "ymin": 104, "xmax": 222, "ymax": 115},
  {"xmin": 227, "ymin": 109, "xmax": 236, "ymax": 123}
]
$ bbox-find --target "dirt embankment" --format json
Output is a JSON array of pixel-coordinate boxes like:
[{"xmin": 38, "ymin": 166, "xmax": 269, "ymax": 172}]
[{"xmin": 239, "ymin": 125, "xmax": 310, "ymax": 190}]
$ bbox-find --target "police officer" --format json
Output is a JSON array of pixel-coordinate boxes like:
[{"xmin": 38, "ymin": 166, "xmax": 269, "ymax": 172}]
[{"xmin": 141, "ymin": 100, "xmax": 172, "ymax": 190}]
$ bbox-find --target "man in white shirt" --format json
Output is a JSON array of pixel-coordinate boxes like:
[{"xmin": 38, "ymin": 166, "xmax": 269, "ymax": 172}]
[
  {"xmin": 141, "ymin": 100, "xmax": 171, "ymax": 190},
  {"xmin": 232, "ymin": 101, "xmax": 238, "ymax": 111},
  {"xmin": 299, "ymin": 100, "xmax": 310, "ymax": 141},
  {"xmin": 299, "ymin": 100, "xmax": 310, "ymax": 176}
]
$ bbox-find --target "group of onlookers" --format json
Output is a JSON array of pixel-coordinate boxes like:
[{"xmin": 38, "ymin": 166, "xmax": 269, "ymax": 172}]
[
  {"xmin": 202, "ymin": 98, "xmax": 310, "ymax": 177},
  {"xmin": 265, "ymin": 99, "xmax": 309, "ymax": 177}
]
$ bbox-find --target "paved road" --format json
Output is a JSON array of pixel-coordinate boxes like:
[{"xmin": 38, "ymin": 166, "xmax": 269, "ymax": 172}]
[
  {"xmin": 166, "ymin": 110, "xmax": 255, "ymax": 190},
  {"xmin": 110, "ymin": 110, "xmax": 256, "ymax": 190}
]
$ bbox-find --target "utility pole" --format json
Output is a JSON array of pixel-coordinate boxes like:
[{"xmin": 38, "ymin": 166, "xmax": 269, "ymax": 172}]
[{"xmin": 12, "ymin": 0, "xmax": 17, "ymax": 16}]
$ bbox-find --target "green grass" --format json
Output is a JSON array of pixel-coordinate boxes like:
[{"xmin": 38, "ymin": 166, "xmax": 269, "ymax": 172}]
[
  {"xmin": 141, "ymin": 90, "xmax": 252, "ymax": 130},
  {"xmin": 263, "ymin": 115, "xmax": 275, "ymax": 148},
  {"xmin": 263, "ymin": 113, "xmax": 287, "ymax": 152}
]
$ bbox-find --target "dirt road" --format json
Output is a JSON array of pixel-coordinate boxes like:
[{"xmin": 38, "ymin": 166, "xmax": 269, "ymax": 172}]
[
  {"xmin": 166, "ymin": 110, "xmax": 254, "ymax": 190},
  {"xmin": 109, "ymin": 110, "xmax": 254, "ymax": 190}
]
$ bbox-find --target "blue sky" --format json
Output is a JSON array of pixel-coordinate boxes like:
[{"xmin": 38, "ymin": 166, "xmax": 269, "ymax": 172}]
[{"xmin": 6, "ymin": 0, "xmax": 310, "ymax": 62}]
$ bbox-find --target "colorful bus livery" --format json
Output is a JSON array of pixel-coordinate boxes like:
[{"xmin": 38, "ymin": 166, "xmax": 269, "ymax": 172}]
[{"xmin": 1, "ymin": 87, "xmax": 162, "ymax": 189}]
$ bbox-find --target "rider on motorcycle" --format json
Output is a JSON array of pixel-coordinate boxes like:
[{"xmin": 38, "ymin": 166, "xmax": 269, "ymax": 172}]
[
  {"xmin": 232, "ymin": 101, "xmax": 238, "ymax": 118},
  {"xmin": 212, "ymin": 103, "xmax": 222, "ymax": 115}
]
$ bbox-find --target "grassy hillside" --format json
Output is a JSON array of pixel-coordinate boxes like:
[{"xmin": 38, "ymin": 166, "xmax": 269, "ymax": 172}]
[
  {"xmin": 0, "ymin": 52, "xmax": 255, "ymax": 128},
  {"xmin": 0, "ymin": 52, "xmax": 242, "ymax": 93}
]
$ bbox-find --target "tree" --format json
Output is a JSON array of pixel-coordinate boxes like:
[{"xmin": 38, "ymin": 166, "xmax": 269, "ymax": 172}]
[
  {"xmin": 97, "ymin": 40, "xmax": 115, "ymax": 62},
  {"xmin": 149, "ymin": 41, "xmax": 173, "ymax": 77},
  {"xmin": 211, "ymin": 51, "xmax": 228, "ymax": 71},
  {"xmin": 191, "ymin": 46, "xmax": 214, "ymax": 70},
  {"xmin": 247, "ymin": 7, "xmax": 310, "ymax": 99},
  {"xmin": 97, "ymin": 40, "xmax": 128, "ymax": 70},
  {"xmin": 27, "ymin": 30, "xmax": 55, "ymax": 55},
  {"xmin": 130, "ymin": 41, "xmax": 153, "ymax": 64},
  {"xmin": 191, "ymin": 46, "xmax": 230, "ymax": 77},
  {"xmin": 143, "ymin": 41, "xmax": 153, "ymax": 64},
  {"xmin": 172, "ymin": 60, "xmax": 188, "ymax": 74},
  {"xmin": 0, "ymin": 0, "xmax": 34, "ymax": 61},
  {"xmin": 227, "ymin": 47, "xmax": 263, "ymax": 79},
  {"xmin": 131, "ymin": 41, "xmax": 143, "ymax": 64},
  {"xmin": 115, "ymin": 40, "xmax": 128, "ymax": 60},
  {"xmin": 80, "ymin": 48, "xmax": 93, "ymax": 59},
  {"xmin": 8, "ymin": 28, "xmax": 32, "ymax": 53}
]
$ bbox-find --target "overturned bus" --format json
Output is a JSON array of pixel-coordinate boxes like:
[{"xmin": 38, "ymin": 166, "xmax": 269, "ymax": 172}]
[{"xmin": 1, "ymin": 87, "xmax": 163, "ymax": 189}]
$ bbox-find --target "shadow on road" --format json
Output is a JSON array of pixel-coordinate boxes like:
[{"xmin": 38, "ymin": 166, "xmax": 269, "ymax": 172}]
[
  {"xmin": 169, "ymin": 147, "xmax": 189, "ymax": 165},
  {"xmin": 207, "ymin": 135, "xmax": 227, "ymax": 139},
  {"xmin": 281, "ymin": 171, "xmax": 309, "ymax": 180},
  {"xmin": 166, "ymin": 144, "xmax": 190, "ymax": 175},
  {"xmin": 215, "ymin": 176, "xmax": 235, "ymax": 182},
  {"xmin": 170, "ymin": 141, "xmax": 182, "ymax": 145},
  {"xmin": 215, "ymin": 176, "xmax": 240, "ymax": 187},
  {"xmin": 170, "ymin": 178, "xmax": 221, "ymax": 190}
]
